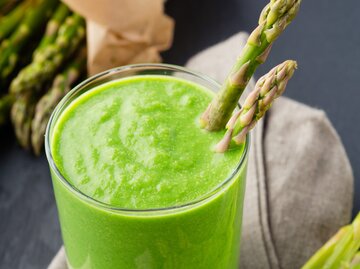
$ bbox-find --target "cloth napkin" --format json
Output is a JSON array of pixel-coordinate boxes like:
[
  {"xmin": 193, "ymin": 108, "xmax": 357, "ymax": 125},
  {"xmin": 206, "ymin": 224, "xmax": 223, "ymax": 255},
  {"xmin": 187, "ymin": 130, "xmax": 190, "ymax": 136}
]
[{"xmin": 48, "ymin": 32, "xmax": 354, "ymax": 269}]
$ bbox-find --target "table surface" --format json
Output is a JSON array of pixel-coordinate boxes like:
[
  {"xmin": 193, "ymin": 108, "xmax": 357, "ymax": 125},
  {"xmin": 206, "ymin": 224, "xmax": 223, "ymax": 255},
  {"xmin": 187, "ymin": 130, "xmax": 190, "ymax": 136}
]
[{"xmin": 1, "ymin": 0, "xmax": 359, "ymax": 268}]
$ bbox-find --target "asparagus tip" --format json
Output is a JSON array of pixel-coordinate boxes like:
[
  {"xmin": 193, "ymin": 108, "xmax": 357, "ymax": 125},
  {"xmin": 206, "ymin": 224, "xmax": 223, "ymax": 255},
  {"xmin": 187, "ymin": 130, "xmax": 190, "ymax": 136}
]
[
  {"xmin": 214, "ymin": 130, "xmax": 233, "ymax": 153},
  {"xmin": 217, "ymin": 59, "xmax": 297, "ymax": 152}
]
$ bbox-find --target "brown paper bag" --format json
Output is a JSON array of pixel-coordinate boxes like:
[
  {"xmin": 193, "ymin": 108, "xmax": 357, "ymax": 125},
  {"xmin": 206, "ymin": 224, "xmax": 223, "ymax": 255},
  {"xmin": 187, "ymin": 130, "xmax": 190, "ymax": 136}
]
[{"xmin": 62, "ymin": 0, "xmax": 174, "ymax": 75}]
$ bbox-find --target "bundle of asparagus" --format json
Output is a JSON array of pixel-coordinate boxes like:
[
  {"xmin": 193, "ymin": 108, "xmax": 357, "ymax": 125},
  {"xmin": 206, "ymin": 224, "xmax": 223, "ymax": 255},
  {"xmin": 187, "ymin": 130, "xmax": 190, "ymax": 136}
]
[
  {"xmin": 302, "ymin": 213, "xmax": 360, "ymax": 269},
  {"xmin": 0, "ymin": 0, "xmax": 29, "ymax": 41},
  {"xmin": 31, "ymin": 48, "xmax": 86, "ymax": 155},
  {"xmin": 0, "ymin": 0, "xmax": 87, "ymax": 155},
  {"xmin": 10, "ymin": 12, "xmax": 85, "ymax": 94},
  {"xmin": 0, "ymin": 0, "xmax": 58, "ymax": 81}
]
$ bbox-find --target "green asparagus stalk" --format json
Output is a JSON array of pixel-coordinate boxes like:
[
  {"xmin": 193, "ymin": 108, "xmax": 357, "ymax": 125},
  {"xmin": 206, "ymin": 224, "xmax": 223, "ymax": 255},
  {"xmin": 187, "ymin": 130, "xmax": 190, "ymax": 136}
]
[
  {"xmin": 0, "ymin": 94, "xmax": 15, "ymax": 126},
  {"xmin": 10, "ymin": 13, "xmax": 85, "ymax": 95},
  {"xmin": 341, "ymin": 252, "xmax": 360, "ymax": 269},
  {"xmin": 301, "ymin": 213, "xmax": 360, "ymax": 269},
  {"xmin": 215, "ymin": 60, "xmax": 297, "ymax": 153},
  {"xmin": 200, "ymin": 0, "xmax": 301, "ymax": 131},
  {"xmin": 323, "ymin": 213, "xmax": 360, "ymax": 269},
  {"xmin": 33, "ymin": 3, "xmax": 71, "ymax": 59},
  {"xmin": 0, "ymin": 0, "xmax": 30, "ymax": 42},
  {"xmin": 31, "ymin": 48, "xmax": 86, "ymax": 155},
  {"xmin": 11, "ymin": 92, "xmax": 37, "ymax": 149},
  {"xmin": 0, "ymin": 0, "xmax": 58, "ymax": 81},
  {"xmin": 350, "ymin": 252, "xmax": 360, "ymax": 268},
  {"xmin": 301, "ymin": 226, "xmax": 351, "ymax": 269}
]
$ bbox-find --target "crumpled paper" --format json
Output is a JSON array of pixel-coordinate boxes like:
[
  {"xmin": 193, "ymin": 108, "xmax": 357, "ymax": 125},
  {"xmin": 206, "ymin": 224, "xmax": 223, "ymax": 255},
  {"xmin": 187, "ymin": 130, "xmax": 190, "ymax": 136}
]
[{"xmin": 62, "ymin": 0, "xmax": 174, "ymax": 75}]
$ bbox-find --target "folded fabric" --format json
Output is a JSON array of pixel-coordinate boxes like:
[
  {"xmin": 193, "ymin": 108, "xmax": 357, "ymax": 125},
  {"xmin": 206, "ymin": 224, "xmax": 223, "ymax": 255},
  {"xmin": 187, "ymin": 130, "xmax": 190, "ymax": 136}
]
[{"xmin": 48, "ymin": 32, "xmax": 354, "ymax": 269}]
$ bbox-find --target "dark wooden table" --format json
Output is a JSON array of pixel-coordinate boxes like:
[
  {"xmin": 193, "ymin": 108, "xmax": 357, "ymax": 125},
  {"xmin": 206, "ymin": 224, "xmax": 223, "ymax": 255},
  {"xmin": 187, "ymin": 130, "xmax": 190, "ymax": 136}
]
[{"xmin": 1, "ymin": 0, "xmax": 359, "ymax": 268}]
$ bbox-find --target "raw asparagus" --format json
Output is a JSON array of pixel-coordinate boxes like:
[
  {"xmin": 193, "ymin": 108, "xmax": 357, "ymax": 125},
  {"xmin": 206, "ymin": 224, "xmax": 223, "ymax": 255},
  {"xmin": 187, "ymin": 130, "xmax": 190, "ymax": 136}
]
[
  {"xmin": 323, "ymin": 213, "xmax": 360, "ymax": 269},
  {"xmin": 215, "ymin": 60, "xmax": 297, "ymax": 153},
  {"xmin": 0, "ymin": 0, "xmax": 29, "ymax": 42},
  {"xmin": 0, "ymin": 0, "xmax": 58, "ymax": 82},
  {"xmin": 301, "ymin": 213, "xmax": 360, "ymax": 269},
  {"xmin": 201, "ymin": 0, "xmax": 301, "ymax": 131},
  {"xmin": 33, "ymin": 3, "xmax": 71, "ymax": 59},
  {"xmin": 351, "ymin": 252, "xmax": 360, "ymax": 268},
  {"xmin": 31, "ymin": 48, "xmax": 86, "ymax": 155},
  {"xmin": 0, "ymin": 94, "xmax": 14, "ymax": 126},
  {"xmin": 10, "ymin": 13, "xmax": 85, "ymax": 95},
  {"xmin": 11, "ymin": 92, "xmax": 37, "ymax": 149},
  {"xmin": 301, "ymin": 226, "xmax": 351, "ymax": 269}
]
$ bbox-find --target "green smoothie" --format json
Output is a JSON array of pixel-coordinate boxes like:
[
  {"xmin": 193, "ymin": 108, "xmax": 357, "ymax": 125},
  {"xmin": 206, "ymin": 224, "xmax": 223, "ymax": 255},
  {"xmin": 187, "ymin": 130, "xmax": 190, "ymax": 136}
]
[{"xmin": 49, "ymin": 73, "xmax": 248, "ymax": 269}]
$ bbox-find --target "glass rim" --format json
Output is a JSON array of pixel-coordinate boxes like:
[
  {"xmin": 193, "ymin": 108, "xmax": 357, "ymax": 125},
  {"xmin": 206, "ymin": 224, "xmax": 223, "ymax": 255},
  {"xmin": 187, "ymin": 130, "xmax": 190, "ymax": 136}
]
[{"xmin": 45, "ymin": 63, "xmax": 250, "ymax": 215}]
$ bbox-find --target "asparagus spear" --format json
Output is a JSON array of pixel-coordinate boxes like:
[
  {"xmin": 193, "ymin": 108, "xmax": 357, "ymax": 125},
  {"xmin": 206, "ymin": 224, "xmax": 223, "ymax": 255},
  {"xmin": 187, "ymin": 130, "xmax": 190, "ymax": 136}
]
[
  {"xmin": 301, "ymin": 226, "xmax": 351, "ymax": 269},
  {"xmin": 0, "ymin": 0, "xmax": 29, "ymax": 42},
  {"xmin": 200, "ymin": 0, "xmax": 301, "ymax": 131},
  {"xmin": 10, "ymin": 13, "xmax": 85, "ymax": 95},
  {"xmin": 11, "ymin": 92, "xmax": 37, "ymax": 149},
  {"xmin": 0, "ymin": 0, "xmax": 58, "ymax": 82},
  {"xmin": 350, "ymin": 252, "xmax": 360, "ymax": 268},
  {"xmin": 215, "ymin": 60, "xmax": 297, "ymax": 153},
  {"xmin": 0, "ymin": 94, "xmax": 15, "ymax": 126},
  {"xmin": 31, "ymin": 48, "xmax": 86, "ymax": 155},
  {"xmin": 323, "ymin": 213, "xmax": 360, "ymax": 269},
  {"xmin": 301, "ymin": 213, "xmax": 360, "ymax": 269},
  {"xmin": 33, "ymin": 3, "xmax": 71, "ymax": 59}
]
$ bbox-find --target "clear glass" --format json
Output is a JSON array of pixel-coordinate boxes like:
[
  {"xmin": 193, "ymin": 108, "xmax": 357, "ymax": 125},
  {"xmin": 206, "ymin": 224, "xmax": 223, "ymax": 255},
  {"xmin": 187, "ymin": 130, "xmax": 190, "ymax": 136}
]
[{"xmin": 45, "ymin": 64, "xmax": 249, "ymax": 269}]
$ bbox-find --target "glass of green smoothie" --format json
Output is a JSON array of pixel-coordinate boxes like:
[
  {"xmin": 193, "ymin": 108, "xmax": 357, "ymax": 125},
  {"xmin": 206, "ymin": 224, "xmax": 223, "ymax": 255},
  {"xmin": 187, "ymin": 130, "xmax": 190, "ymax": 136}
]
[{"xmin": 45, "ymin": 64, "xmax": 249, "ymax": 269}]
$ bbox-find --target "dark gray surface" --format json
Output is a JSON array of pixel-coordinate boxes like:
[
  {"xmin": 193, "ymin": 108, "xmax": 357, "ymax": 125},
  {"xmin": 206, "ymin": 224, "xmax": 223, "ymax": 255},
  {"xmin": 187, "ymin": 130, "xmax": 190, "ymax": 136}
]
[{"xmin": 0, "ymin": 0, "xmax": 359, "ymax": 268}]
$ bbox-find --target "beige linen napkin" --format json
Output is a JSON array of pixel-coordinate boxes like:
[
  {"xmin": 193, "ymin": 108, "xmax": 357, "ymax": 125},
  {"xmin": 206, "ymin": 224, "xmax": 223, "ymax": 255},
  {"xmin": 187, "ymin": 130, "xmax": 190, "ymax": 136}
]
[{"xmin": 48, "ymin": 32, "xmax": 354, "ymax": 269}]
